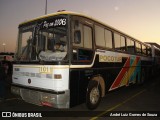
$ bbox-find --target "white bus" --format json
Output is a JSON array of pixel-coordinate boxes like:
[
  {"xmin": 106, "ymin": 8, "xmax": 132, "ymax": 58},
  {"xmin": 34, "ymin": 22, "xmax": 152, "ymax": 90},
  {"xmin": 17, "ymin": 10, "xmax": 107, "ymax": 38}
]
[{"xmin": 11, "ymin": 11, "xmax": 153, "ymax": 109}]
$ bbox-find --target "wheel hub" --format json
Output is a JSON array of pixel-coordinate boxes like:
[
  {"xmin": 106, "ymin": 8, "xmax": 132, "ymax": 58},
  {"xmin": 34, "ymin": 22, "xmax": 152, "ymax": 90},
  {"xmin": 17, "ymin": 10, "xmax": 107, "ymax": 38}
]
[{"xmin": 90, "ymin": 87, "xmax": 100, "ymax": 104}]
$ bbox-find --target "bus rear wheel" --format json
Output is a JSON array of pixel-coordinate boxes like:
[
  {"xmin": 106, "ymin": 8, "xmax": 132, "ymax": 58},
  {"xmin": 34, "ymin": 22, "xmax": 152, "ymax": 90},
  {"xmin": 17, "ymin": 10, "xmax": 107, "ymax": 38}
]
[{"xmin": 86, "ymin": 80, "xmax": 102, "ymax": 110}]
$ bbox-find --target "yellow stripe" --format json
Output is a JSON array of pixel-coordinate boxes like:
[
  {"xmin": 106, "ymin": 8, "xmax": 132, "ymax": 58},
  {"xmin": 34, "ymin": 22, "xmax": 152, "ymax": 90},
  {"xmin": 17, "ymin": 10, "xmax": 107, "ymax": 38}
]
[
  {"xmin": 120, "ymin": 57, "xmax": 139, "ymax": 86},
  {"xmin": 90, "ymin": 89, "xmax": 146, "ymax": 120},
  {"xmin": 14, "ymin": 65, "xmax": 69, "ymax": 69},
  {"xmin": 126, "ymin": 57, "xmax": 139, "ymax": 84}
]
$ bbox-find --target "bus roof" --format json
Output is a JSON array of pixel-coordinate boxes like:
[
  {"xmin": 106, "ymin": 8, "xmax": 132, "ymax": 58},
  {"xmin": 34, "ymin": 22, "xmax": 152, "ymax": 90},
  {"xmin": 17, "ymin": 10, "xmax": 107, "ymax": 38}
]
[
  {"xmin": 145, "ymin": 42, "xmax": 160, "ymax": 50},
  {"xmin": 19, "ymin": 10, "xmax": 150, "ymax": 47},
  {"xmin": 19, "ymin": 11, "xmax": 85, "ymax": 26}
]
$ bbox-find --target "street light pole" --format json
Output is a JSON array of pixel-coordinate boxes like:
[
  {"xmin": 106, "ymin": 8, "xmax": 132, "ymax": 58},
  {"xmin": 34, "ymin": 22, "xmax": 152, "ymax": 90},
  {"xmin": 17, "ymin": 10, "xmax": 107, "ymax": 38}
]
[
  {"xmin": 45, "ymin": 0, "xmax": 47, "ymax": 15},
  {"xmin": 2, "ymin": 43, "xmax": 6, "ymax": 52}
]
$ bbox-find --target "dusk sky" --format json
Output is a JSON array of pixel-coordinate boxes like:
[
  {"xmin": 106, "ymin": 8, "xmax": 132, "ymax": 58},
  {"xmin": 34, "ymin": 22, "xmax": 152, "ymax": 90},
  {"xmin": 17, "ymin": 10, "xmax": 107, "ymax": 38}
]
[{"xmin": 0, "ymin": 0, "xmax": 160, "ymax": 52}]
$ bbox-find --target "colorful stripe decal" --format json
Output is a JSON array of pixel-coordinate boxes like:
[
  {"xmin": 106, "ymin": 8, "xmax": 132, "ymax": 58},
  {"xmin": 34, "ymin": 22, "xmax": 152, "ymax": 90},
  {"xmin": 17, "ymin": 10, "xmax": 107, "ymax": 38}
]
[{"xmin": 109, "ymin": 56, "xmax": 141, "ymax": 91}]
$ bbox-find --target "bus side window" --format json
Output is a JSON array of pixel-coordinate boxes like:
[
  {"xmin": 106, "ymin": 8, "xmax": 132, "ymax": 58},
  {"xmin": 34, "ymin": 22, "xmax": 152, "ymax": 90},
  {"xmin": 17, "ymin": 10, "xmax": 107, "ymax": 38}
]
[
  {"xmin": 142, "ymin": 45, "xmax": 147, "ymax": 55},
  {"xmin": 114, "ymin": 33, "xmax": 126, "ymax": 51},
  {"xmin": 74, "ymin": 30, "xmax": 81, "ymax": 44},
  {"xmin": 83, "ymin": 25, "xmax": 92, "ymax": 49},
  {"xmin": 147, "ymin": 47, "xmax": 152, "ymax": 56},
  {"xmin": 136, "ymin": 42, "xmax": 142, "ymax": 54},
  {"xmin": 72, "ymin": 20, "xmax": 93, "ymax": 62},
  {"xmin": 126, "ymin": 38, "xmax": 135, "ymax": 54},
  {"xmin": 105, "ymin": 29, "xmax": 113, "ymax": 49},
  {"xmin": 73, "ymin": 22, "xmax": 83, "ymax": 48}
]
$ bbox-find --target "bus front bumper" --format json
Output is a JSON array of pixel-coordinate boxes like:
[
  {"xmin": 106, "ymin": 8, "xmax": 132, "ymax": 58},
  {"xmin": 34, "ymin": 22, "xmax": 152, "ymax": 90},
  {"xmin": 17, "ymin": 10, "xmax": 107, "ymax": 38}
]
[{"xmin": 11, "ymin": 85, "xmax": 70, "ymax": 109}]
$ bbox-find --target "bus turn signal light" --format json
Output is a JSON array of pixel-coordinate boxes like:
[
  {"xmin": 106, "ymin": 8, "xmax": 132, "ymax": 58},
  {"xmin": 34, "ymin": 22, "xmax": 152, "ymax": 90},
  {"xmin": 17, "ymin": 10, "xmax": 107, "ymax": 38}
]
[{"xmin": 54, "ymin": 74, "xmax": 62, "ymax": 79}]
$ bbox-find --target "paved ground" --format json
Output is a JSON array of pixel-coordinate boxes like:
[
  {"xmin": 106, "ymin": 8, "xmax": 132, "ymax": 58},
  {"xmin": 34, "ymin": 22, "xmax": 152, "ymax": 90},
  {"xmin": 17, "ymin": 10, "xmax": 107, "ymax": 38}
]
[{"xmin": 0, "ymin": 76, "xmax": 160, "ymax": 120}]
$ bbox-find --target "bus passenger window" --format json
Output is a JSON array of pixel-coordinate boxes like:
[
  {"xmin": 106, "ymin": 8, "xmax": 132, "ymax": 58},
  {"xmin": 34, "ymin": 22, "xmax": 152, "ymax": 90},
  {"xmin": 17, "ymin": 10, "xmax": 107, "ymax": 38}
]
[
  {"xmin": 126, "ymin": 38, "xmax": 135, "ymax": 53},
  {"xmin": 84, "ymin": 26, "xmax": 92, "ymax": 49},
  {"xmin": 105, "ymin": 29, "xmax": 113, "ymax": 49},
  {"xmin": 136, "ymin": 42, "xmax": 142, "ymax": 54},
  {"xmin": 120, "ymin": 36, "xmax": 126, "ymax": 51},
  {"xmin": 147, "ymin": 47, "xmax": 152, "ymax": 56},
  {"xmin": 142, "ymin": 45, "xmax": 147, "ymax": 55},
  {"xmin": 95, "ymin": 25, "xmax": 105, "ymax": 47},
  {"xmin": 114, "ymin": 33, "xmax": 126, "ymax": 51},
  {"xmin": 74, "ymin": 30, "xmax": 81, "ymax": 44}
]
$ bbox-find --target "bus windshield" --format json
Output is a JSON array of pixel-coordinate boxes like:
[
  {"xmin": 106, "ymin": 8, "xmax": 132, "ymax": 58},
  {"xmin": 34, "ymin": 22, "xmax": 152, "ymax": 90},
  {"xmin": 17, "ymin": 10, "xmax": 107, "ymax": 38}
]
[{"xmin": 16, "ymin": 16, "xmax": 68, "ymax": 62}]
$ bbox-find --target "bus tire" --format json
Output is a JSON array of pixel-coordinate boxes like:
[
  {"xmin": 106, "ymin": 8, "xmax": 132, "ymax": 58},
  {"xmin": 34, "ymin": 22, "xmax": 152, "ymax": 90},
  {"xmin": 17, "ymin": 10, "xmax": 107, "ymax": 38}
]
[{"xmin": 86, "ymin": 80, "xmax": 102, "ymax": 110}]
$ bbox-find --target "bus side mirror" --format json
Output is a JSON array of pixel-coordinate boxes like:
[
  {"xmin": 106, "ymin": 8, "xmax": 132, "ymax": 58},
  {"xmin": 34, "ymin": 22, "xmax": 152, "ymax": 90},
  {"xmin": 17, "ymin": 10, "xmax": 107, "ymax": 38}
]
[{"xmin": 74, "ymin": 30, "xmax": 81, "ymax": 44}]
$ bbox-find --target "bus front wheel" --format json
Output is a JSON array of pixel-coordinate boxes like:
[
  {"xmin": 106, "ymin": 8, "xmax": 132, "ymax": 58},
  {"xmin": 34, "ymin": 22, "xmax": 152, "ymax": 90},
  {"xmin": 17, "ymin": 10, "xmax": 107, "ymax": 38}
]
[{"xmin": 86, "ymin": 80, "xmax": 102, "ymax": 110}]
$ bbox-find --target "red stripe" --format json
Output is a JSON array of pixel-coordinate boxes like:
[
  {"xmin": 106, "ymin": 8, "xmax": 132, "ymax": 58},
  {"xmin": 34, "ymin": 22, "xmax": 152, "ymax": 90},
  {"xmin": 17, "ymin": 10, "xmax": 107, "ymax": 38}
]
[
  {"xmin": 136, "ymin": 57, "xmax": 140, "ymax": 64},
  {"xmin": 110, "ymin": 57, "xmax": 130, "ymax": 90}
]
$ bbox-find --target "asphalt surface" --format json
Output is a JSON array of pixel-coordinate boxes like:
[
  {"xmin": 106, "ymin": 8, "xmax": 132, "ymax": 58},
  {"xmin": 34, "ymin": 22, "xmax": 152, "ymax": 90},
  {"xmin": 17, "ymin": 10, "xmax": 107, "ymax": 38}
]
[{"xmin": 0, "ymin": 76, "xmax": 160, "ymax": 120}]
